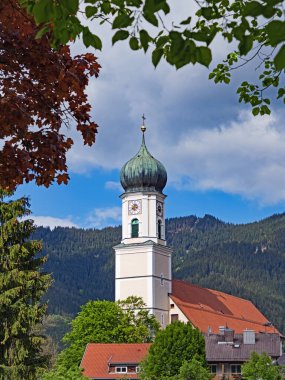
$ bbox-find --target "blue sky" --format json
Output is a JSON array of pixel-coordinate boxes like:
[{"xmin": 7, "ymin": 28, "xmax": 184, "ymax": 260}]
[{"xmin": 15, "ymin": 2, "xmax": 285, "ymax": 228}]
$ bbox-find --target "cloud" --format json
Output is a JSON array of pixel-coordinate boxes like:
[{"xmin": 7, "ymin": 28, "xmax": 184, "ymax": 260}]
[
  {"xmin": 66, "ymin": 2, "xmax": 238, "ymax": 175},
  {"xmin": 29, "ymin": 216, "xmax": 79, "ymax": 229},
  {"xmin": 105, "ymin": 181, "xmax": 122, "ymax": 191},
  {"xmin": 161, "ymin": 110, "xmax": 285, "ymax": 205},
  {"xmin": 85, "ymin": 206, "xmax": 121, "ymax": 228},
  {"xmin": 64, "ymin": 1, "xmax": 285, "ymax": 206}
]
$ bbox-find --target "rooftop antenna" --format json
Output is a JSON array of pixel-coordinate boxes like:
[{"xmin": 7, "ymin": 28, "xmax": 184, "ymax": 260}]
[{"xmin": 141, "ymin": 114, "xmax": 146, "ymax": 133}]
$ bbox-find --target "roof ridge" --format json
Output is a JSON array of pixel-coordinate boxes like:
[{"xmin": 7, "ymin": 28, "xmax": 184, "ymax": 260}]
[{"xmin": 172, "ymin": 279, "xmax": 254, "ymax": 304}]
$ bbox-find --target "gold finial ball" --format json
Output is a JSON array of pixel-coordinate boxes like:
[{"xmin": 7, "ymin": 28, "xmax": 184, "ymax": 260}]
[{"xmin": 141, "ymin": 125, "xmax": 146, "ymax": 133}]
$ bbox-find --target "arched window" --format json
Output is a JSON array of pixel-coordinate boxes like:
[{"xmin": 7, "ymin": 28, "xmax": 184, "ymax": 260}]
[
  {"xmin": 131, "ymin": 219, "xmax": 139, "ymax": 238},
  {"xmin": 158, "ymin": 219, "xmax": 162, "ymax": 239}
]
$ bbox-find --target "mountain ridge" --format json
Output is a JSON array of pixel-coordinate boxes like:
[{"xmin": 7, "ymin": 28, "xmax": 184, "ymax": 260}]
[{"xmin": 34, "ymin": 212, "xmax": 285, "ymax": 333}]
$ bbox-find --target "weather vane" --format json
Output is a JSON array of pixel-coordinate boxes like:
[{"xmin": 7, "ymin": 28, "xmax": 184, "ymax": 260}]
[{"xmin": 141, "ymin": 114, "xmax": 146, "ymax": 133}]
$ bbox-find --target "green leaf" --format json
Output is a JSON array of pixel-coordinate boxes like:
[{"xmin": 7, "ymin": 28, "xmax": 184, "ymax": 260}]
[
  {"xmin": 102, "ymin": 1, "xmax": 111, "ymax": 14},
  {"xmin": 61, "ymin": 0, "xmax": 79, "ymax": 13},
  {"xmin": 239, "ymin": 35, "xmax": 253, "ymax": 55},
  {"xmin": 252, "ymin": 107, "xmax": 260, "ymax": 116},
  {"xmin": 200, "ymin": 7, "xmax": 213, "ymax": 20},
  {"xmin": 112, "ymin": 13, "xmax": 134, "ymax": 29},
  {"xmin": 85, "ymin": 6, "xmax": 98, "ymax": 18},
  {"xmin": 180, "ymin": 16, "xmax": 191, "ymax": 25},
  {"xmin": 140, "ymin": 30, "xmax": 151, "ymax": 52},
  {"xmin": 83, "ymin": 28, "xmax": 102, "ymax": 50},
  {"xmin": 267, "ymin": 21, "xmax": 285, "ymax": 46},
  {"xmin": 152, "ymin": 48, "xmax": 163, "ymax": 67},
  {"xmin": 156, "ymin": 35, "xmax": 169, "ymax": 48},
  {"xmin": 33, "ymin": 0, "xmax": 54, "ymax": 24},
  {"xmin": 262, "ymin": 4, "xmax": 277, "ymax": 18},
  {"xmin": 169, "ymin": 31, "xmax": 184, "ymax": 56},
  {"xmin": 112, "ymin": 30, "xmax": 129, "ymax": 45},
  {"xmin": 243, "ymin": 1, "xmax": 263, "ymax": 17},
  {"xmin": 195, "ymin": 46, "xmax": 212, "ymax": 67},
  {"xmin": 274, "ymin": 44, "xmax": 285, "ymax": 71},
  {"xmin": 129, "ymin": 36, "xmax": 139, "ymax": 50},
  {"xmin": 143, "ymin": 11, "xmax": 158, "ymax": 27},
  {"xmin": 35, "ymin": 25, "xmax": 50, "ymax": 39},
  {"xmin": 144, "ymin": 0, "xmax": 169, "ymax": 14}
]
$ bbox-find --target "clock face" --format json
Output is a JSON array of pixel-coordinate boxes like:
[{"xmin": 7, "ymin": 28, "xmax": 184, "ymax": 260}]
[
  {"xmin": 157, "ymin": 201, "xmax": 163, "ymax": 216},
  {"xmin": 128, "ymin": 200, "xmax": 142, "ymax": 215}
]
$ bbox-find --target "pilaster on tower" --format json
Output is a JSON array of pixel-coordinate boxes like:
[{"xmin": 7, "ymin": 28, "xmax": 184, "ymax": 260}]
[{"xmin": 114, "ymin": 119, "xmax": 172, "ymax": 327}]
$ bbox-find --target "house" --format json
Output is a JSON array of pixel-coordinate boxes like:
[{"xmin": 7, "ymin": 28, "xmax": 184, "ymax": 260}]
[
  {"xmin": 81, "ymin": 343, "xmax": 151, "ymax": 379},
  {"xmin": 81, "ymin": 332, "xmax": 283, "ymax": 380},
  {"xmin": 205, "ymin": 329, "xmax": 282, "ymax": 379}
]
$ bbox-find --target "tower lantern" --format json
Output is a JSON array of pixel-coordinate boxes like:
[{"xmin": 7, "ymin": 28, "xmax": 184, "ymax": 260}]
[{"xmin": 114, "ymin": 120, "xmax": 172, "ymax": 326}]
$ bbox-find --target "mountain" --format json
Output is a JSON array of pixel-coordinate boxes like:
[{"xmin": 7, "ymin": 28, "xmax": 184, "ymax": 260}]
[{"xmin": 34, "ymin": 213, "xmax": 285, "ymax": 334}]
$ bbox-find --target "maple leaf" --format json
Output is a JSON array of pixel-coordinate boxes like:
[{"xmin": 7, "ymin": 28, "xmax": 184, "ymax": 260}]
[{"xmin": 0, "ymin": 0, "xmax": 101, "ymax": 190}]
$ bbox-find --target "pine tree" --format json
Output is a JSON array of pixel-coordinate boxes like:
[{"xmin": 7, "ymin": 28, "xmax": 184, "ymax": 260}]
[{"xmin": 0, "ymin": 190, "xmax": 52, "ymax": 379}]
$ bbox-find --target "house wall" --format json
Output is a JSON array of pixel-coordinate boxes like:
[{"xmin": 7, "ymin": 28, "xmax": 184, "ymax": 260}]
[
  {"xmin": 210, "ymin": 363, "xmax": 242, "ymax": 380},
  {"xmin": 168, "ymin": 298, "xmax": 189, "ymax": 324}
]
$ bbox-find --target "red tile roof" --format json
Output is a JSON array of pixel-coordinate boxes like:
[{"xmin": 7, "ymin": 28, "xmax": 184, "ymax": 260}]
[
  {"xmin": 171, "ymin": 279, "xmax": 280, "ymax": 335},
  {"xmin": 81, "ymin": 343, "xmax": 151, "ymax": 379}
]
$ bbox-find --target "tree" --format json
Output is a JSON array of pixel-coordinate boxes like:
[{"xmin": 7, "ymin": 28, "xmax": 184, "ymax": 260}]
[
  {"xmin": 140, "ymin": 321, "xmax": 207, "ymax": 379},
  {"xmin": 242, "ymin": 352, "xmax": 282, "ymax": 380},
  {"xmin": 22, "ymin": 0, "xmax": 285, "ymax": 116},
  {"xmin": 0, "ymin": 190, "xmax": 52, "ymax": 379},
  {"xmin": 45, "ymin": 297, "xmax": 159, "ymax": 379},
  {"xmin": 174, "ymin": 358, "xmax": 212, "ymax": 380},
  {"xmin": 0, "ymin": 0, "xmax": 100, "ymax": 191}
]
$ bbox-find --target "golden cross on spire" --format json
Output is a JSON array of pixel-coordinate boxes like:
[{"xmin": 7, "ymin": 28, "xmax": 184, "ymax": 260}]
[{"xmin": 141, "ymin": 114, "xmax": 146, "ymax": 133}]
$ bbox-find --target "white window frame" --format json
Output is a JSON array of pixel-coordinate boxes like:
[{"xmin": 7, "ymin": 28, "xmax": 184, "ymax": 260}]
[{"xmin": 115, "ymin": 366, "xmax": 127, "ymax": 373}]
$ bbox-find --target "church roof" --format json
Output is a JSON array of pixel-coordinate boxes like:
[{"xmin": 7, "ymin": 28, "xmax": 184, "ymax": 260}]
[
  {"xmin": 171, "ymin": 279, "xmax": 280, "ymax": 335},
  {"xmin": 120, "ymin": 131, "xmax": 167, "ymax": 194},
  {"xmin": 81, "ymin": 343, "xmax": 151, "ymax": 379}
]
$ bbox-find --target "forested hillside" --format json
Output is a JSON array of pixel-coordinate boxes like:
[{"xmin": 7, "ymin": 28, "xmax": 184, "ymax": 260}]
[{"xmin": 34, "ymin": 213, "xmax": 285, "ymax": 334}]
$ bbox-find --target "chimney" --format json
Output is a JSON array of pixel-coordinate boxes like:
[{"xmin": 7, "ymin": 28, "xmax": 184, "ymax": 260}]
[
  {"xmin": 243, "ymin": 330, "xmax": 255, "ymax": 344},
  {"xmin": 224, "ymin": 328, "xmax": 234, "ymax": 342}
]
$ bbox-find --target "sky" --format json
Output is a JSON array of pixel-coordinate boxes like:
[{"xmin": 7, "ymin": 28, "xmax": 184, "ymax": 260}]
[{"xmin": 15, "ymin": 1, "xmax": 285, "ymax": 229}]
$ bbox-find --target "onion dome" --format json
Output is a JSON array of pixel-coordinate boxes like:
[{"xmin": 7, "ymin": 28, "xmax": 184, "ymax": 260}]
[{"xmin": 120, "ymin": 122, "xmax": 167, "ymax": 194}]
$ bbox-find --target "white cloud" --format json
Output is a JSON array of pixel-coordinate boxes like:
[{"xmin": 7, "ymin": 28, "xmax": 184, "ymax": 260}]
[
  {"xmin": 161, "ymin": 110, "xmax": 285, "ymax": 205},
  {"xmin": 64, "ymin": 1, "xmax": 285, "ymax": 206},
  {"xmin": 86, "ymin": 206, "xmax": 121, "ymax": 228},
  {"xmin": 29, "ymin": 216, "xmax": 78, "ymax": 229},
  {"xmin": 105, "ymin": 181, "xmax": 122, "ymax": 191},
  {"xmin": 66, "ymin": 0, "xmax": 237, "ymax": 175}
]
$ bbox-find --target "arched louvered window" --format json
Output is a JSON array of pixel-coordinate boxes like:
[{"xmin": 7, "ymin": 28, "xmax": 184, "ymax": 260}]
[
  {"xmin": 131, "ymin": 219, "xmax": 139, "ymax": 238},
  {"xmin": 158, "ymin": 219, "xmax": 162, "ymax": 239}
]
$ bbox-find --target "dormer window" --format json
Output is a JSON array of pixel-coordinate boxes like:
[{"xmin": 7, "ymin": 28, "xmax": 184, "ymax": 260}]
[
  {"xmin": 131, "ymin": 218, "xmax": 139, "ymax": 238},
  {"xmin": 115, "ymin": 367, "xmax": 127, "ymax": 373}
]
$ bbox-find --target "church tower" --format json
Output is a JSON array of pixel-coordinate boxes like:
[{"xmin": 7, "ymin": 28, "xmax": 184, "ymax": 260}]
[{"xmin": 114, "ymin": 120, "xmax": 172, "ymax": 326}]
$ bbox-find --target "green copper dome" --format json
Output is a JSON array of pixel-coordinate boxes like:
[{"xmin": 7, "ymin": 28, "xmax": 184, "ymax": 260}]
[{"xmin": 120, "ymin": 132, "xmax": 167, "ymax": 193}]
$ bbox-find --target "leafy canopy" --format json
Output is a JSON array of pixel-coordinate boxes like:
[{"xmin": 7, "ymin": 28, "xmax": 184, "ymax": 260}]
[
  {"xmin": 169, "ymin": 358, "xmax": 212, "ymax": 380},
  {"xmin": 21, "ymin": 0, "xmax": 285, "ymax": 116},
  {"xmin": 44, "ymin": 296, "xmax": 159, "ymax": 379},
  {"xmin": 241, "ymin": 352, "xmax": 282, "ymax": 380},
  {"xmin": 140, "ymin": 321, "xmax": 207, "ymax": 379},
  {"xmin": 0, "ymin": 190, "xmax": 52, "ymax": 379},
  {"xmin": 0, "ymin": 0, "xmax": 100, "ymax": 191}
]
